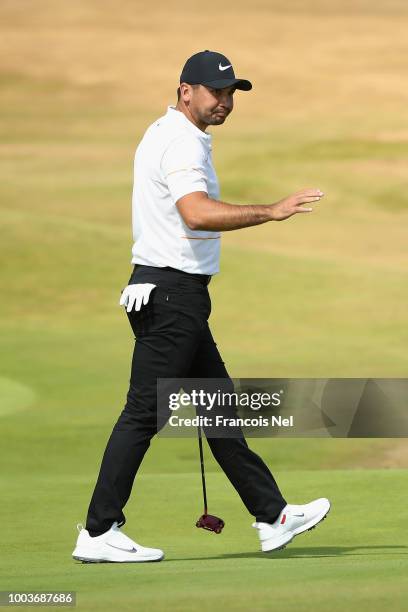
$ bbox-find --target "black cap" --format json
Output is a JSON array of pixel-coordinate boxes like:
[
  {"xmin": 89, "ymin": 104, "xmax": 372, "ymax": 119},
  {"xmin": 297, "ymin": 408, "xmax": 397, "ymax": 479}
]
[{"xmin": 180, "ymin": 50, "xmax": 252, "ymax": 91}]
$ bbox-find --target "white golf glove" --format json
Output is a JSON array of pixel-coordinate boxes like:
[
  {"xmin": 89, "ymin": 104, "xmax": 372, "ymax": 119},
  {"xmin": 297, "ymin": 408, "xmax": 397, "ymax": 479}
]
[{"xmin": 119, "ymin": 283, "xmax": 156, "ymax": 312}]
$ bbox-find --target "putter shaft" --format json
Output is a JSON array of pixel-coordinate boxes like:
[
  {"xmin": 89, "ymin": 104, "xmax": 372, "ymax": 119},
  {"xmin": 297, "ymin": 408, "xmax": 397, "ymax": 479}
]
[{"xmin": 197, "ymin": 425, "xmax": 208, "ymax": 514}]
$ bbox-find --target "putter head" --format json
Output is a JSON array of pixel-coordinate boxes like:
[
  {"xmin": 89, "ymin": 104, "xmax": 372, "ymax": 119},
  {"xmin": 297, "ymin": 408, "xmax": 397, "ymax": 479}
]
[{"xmin": 196, "ymin": 514, "xmax": 225, "ymax": 534}]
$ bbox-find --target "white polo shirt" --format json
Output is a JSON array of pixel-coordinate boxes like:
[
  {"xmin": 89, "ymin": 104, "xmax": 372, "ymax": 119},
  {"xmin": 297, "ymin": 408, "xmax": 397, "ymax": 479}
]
[{"xmin": 130, "ymin": 105, "xmax": 221, "ymax": 275}]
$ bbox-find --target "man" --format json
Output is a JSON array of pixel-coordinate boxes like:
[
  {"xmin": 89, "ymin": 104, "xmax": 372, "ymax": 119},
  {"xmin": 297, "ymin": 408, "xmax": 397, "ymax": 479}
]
[{"xmin": 72, "ymin": 50, "xmax": 330, "ymax": 563}]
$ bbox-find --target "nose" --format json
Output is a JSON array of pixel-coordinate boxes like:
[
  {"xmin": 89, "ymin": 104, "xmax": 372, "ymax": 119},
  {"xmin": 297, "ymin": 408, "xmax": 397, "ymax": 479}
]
[{"xmin": 219, "ymin": 92, "xmax": 233, "ymax": 110}]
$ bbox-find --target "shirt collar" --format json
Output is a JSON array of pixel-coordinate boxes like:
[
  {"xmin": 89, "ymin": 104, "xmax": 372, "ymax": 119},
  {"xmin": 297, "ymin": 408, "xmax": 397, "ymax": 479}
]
[{"xmin": 167, "ymin": 105, "xmax": 212, "ymax": 145}]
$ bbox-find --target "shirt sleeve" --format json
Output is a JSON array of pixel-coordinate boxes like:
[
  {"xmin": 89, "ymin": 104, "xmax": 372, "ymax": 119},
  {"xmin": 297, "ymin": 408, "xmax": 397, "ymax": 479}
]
[{"xmin": 161, "ymin": 135, "xmax": 208, "ymax": 203}]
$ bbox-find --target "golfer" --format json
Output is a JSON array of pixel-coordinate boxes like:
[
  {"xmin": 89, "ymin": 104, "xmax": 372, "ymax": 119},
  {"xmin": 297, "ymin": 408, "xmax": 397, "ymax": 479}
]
[{"xmin": 72, "ymin": 50, "xmax": 330, "ymax": 563}]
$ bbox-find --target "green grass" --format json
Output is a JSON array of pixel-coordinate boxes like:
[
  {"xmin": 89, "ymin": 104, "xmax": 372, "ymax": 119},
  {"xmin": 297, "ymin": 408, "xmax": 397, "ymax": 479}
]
[
  {"xmin": 2, "ymin": 469, "xmax": 407, "ymax": 611},
  {"xmin": 1, "ymin": 0, "xmax": 408, "ymax": 609}
]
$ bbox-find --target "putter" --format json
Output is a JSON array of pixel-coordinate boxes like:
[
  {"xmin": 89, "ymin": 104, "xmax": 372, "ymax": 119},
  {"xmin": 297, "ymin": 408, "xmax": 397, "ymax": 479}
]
[{"xmin": 195, "ymin": 425, "xmax": 225, "ymax": 534}]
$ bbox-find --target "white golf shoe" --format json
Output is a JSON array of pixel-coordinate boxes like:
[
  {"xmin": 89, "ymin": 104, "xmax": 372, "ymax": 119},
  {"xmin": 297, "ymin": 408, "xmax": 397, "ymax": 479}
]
[
  {"xmin": 72, "ymin": 521, "xmax": 164, "ymax": 563},
  {"xmin": 252, "ymin": 497, "xmax": 331, "ymax": 552}
]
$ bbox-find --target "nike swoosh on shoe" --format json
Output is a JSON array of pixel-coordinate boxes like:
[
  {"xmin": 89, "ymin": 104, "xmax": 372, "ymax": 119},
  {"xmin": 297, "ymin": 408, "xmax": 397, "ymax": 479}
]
[{"xmin": 106, "ymin": 543, "xmax": 138, "ymax": 553}]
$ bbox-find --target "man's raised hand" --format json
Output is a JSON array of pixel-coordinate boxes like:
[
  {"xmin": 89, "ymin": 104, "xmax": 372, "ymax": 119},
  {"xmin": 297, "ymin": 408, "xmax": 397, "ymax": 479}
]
[{"xmin": 271, "ymin": 188, "xmax": 324, "ymax": 221}]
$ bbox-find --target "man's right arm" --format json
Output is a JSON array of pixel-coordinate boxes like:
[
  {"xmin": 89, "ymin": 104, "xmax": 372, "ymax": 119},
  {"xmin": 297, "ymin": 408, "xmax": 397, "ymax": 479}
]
[{"xmin": 176, "ymin": 188, "xmax": 324, "ymax": 232}]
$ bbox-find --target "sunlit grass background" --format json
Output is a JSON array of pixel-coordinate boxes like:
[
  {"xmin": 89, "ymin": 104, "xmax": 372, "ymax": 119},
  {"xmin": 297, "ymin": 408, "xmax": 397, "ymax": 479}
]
[{"xmin": 1, "ymin": 1, "xmax": 407, "ymax": 610}]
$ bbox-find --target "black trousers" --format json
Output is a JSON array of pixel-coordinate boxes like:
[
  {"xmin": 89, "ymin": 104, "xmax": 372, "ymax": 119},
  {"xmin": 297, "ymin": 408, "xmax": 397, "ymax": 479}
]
[{"xmin": 85, "ymin": 265, "xmax": 287, "ymax": 536}]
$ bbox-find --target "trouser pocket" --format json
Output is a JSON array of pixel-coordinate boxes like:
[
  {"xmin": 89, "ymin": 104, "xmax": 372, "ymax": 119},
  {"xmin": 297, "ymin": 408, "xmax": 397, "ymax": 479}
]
[{"xmin": 126, "ymin": 287, "xmax": 180, "ymax": 337}]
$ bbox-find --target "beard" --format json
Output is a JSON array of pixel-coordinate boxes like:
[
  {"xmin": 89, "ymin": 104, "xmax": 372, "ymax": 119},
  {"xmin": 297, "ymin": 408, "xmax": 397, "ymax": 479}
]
[{"xmin": 202, "ymin": 108, "xmax": 230, "ymax": 125}]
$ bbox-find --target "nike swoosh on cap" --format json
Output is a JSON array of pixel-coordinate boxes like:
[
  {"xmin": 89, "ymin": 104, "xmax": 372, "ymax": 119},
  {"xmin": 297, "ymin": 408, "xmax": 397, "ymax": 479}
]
[
  {"xmin": 106, "ymin": 543, "xmax": 138, "ymax": 553},
  {"xmin": 219, "ymin": 63, "xmax": 232, "ymax": 71}
]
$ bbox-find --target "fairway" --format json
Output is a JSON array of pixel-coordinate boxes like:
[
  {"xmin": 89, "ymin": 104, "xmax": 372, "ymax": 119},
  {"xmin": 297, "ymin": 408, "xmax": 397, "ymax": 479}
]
[
  {"xmin": 2, "ymin": 469, "xmax": 407, "ymax": 610},
  {"xmin": 1, "ymin": 0, "xmax": 407, "ymax": 610}
]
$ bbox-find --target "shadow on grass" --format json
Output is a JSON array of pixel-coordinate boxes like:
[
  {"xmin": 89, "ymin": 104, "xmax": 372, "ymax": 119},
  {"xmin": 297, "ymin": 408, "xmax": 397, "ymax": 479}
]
[{"xmin": 170, "ymin": 545, "xmax": 408, "ymax": 561}]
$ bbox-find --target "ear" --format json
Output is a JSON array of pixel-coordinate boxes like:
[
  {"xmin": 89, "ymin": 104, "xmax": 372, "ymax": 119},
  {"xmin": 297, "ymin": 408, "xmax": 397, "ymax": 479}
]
[{"xmin": 179, "ymin": 82, "xmax": 193, "ymax": 102}]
